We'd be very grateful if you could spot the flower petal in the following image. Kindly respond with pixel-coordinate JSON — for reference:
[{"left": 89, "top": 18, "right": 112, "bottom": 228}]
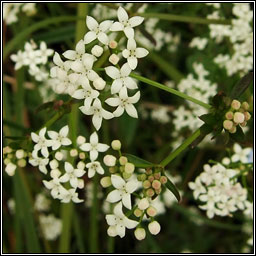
[
  {"left": 96, "top": 143, "right": 109, "bottom": 152},
  {"left": 53, "top": 52, "right": 63, "bottom": 66},
  {"left": 92, "top": 114, "right": 102, "bottom": 131},
  {"left": 61, "top": 138, "right": 72, "bottom": 146},
  {"left": 63, "top": 50, "right": 76, "bottom": 60},
  {"left": 125, "top": 104, "right": 138, "bottom": 118},
  {"left": 84, "top": 31, "right": 97, "bottom": 44},
  {"left": 88, "top": 168, "right": 96, "bottom": 178},
  {"left": 113, "top": 202, "right": 124, "bottom": 218},
  {"left": 125, "top": 180, "right": 138, "bottom": 193},
  {"left": 110, "top": 21, "right": 124, "bottom": 31},
  {"left": 117, "top": 6, "right": 129, "bottom": 22},
  {"left": 122, "top": 193, "right": 131, "bottom": 209},
  {"left": 128, "top": 56, "right": 138, "bottom": 70},
  {"left": 31, "top": 132, "right": 39, "bottom": 143},
  {"left": 127, "top": 38, "right": 136, "bottom": 50},
  {"left": 59, "top": 125, "right": 69, "bottom": 137},
  {"left": 123, "top": 77, "right": 138, "bottom": 90},
  {"left": 106, "top": 215, "right": 117, "bottom": 225},
  {"left": 74, "top": 169, "right": 86, "bottom": 177},
  {"left": 106, "top": 189, "right": 122, "bottom": 203},
  {"left": 111, "top": 79, "right": 123, "bottom": 94},
  {"left": 70, "top": 177, "right": 78, "bottom": 188},
  {"left": 105, "top": 97, "right": 120, "bottom": 107},
  {"left": 75, "top": 39, "right": 85, "bottom": 55},
  {"left": 111, "top": 175, "right": 125, "bottom": 189},
  {"left": 80, "top": 143, "right": 91, "bottom": 152},
  {"left": 71, "top": 60, "right": 84, "bottom": 73},
  {"left": 129, "top": 16, "right": 144, "bottom": 27},
  {"left": 72, "top": 89, "right": 85, "bottom": 99},
  {"left": 124, "top": 26, "right": 134, "bottom": 38},
  {"left": 102, "top": 109, "right": 114, "bottom": 120},
  {"left": 129, "top": 91, "right": 140, "bottom": 104},
  {"left": 86, "top": 16, "right": 98, "bottom": 31},
  {"left": 90, "top": 149, "right": 98, "bottom": 161},
  {"left": 116, "top": 224, "right": 126, "bottom": 238},
  {"left": 135, "top": 47, "right": 149, "bottom": 58},
  {"left": 122, "top": 49, "right": 130, "bottom": 59},
  {"left": 120, "top": 63, "right": 131, "bottom": 77},
  {"left": 59, "top": 173, "right": 70, "bottom": 183},
  {"left": 99, "top": 20, "right": 113, "bottom": 32},
  {"left": 65, "top": 162, "right": 74, "bottom": 173},
  {"left": 98, "top": 32, "right": 109, "bottom": 45},
  {"left": 113, "top": 106, "right": 124, "bottom": 117},
  {"left": 105, "top": 66, "right": 120, "bottom": 79},
  {"left": 39, "top": 127, "right": 47, "bottom": 137},
  {"left": 90, "top": 132, "right": 98, "bottom": 145},
  {"left": 123, "top": 217, "right": 138, "bottom": 229}
]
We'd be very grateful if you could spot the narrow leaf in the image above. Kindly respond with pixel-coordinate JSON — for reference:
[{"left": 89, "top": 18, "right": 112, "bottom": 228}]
[
  {"left": 124, "top": 153, "right": 155, "bottom": 168},
  {"left": 164, "top": 175, "right": 181, "bottom": 202},
  {"left": 231, "top": 72, "right": 253, "bottom": 99}
]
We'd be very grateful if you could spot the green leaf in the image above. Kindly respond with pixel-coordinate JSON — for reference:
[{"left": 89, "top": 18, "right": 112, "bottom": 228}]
[
  {"left": 191, "top": 124, "right": 213, "bottom": 148},
  {"left": 231, "top": 72, "right": 253, "bottom": 99},
  {"left": 198, "top": 113, "right": 216, "bottom": 126},
  {"left": 35, "top": 101, "right": 55, "bottom": 114},
  {"left": 164, "top": 175, "right": 181, "bottom": 202},
  {"left": 124, "top": 153, "right": 155, "bottom": 168},
  {"left": 229, "top": 125, "right": 245, "bottom": 143}
]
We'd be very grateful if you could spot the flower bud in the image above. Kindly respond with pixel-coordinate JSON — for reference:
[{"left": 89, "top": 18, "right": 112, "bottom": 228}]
[
  {"left": 225, "top": 111, "right": 234, "bottom": 120},
  {"left": 244, "top": 111, "right": 251, "bottom": 121},
  {"left": 70, "top": 149, "right": 78, "bottom": 157},
  {"left": 148, "top": 221, "right": 161, "bottom": 235},
  {"left": 146, "top": 188, "right": 155, "bottom": 197},
  {"left": 91, "top": 45, "right": 103, "bottom": 57},
  {"left": 154, "top": 172, "right": 161, "bottom": 180},
  {"left": 109, "top": 40, "right": 118, "bottom": 49},
  {"left": 109, "top": 166, "right": 118, "bottom": 173},
  {"left": 93, "top": 77, "right": 106, "bottom": 90},
  {"left": 119, "top": 156, "right": 128, "bottom": 165},
  {"left": 155, "top": 187, "right": 162, "bottom": 194},
  {"left": 223, "top": 120, "right": 233, "bottom": 130},
  {"left": 111, "top": 140, "right": 121, "bottom": 150},
  {"left": 148, "top": 175, "right": 154, "bottom": 182},
  {"left": 146, "top": 168, "right": 152, "bottom": 175},
  {"left": 138, "top": 198, "right": 149, "bottom": 210},
  {"left": 17, "top": 159, "right": 26, "bottom": 167},
  {"left": 160, "top": 176, "right": 167, "bottom": 184},
  {"left": 5, "top": 162, "right": 17, "bottom": 176},
  {"left": 146, "top": 206, "right": 157, "bottom": 217},
  {"left": 222, "top": 157, "right": 230, "bottom": 165},
  {"left": 124, "top": 162, "right": 135, "bottom": 174},
  {"left": 15, "top": 149, "right": 25, "bottom": 159},
  {"left": 4, "top": 158, "right": 11, "bottom": 165},
  {"left": 143, "top": 180, "right": 151, "bottom": 189},
  {"left": 77, "top": 179, "right": 84, "bottom": 189},
  {"left": 55, "top": 151, "right": 63, "bottom": 161},
  {"left": 76, "top": 135, "right": 86, "bottom": 145},
  {"left": 100, "top": 176, "right": 112, "bottom": 188},
  {"left": 233, "top": 112, "right": 245, "bottom": 124},
  {"left": 103, "top": 155, "right": 117, "bottom": 167},
  {"left": 240, "top": 121, "right": 247, "bottom": 127},
  {"left": 77, "top": 161, "right": 85, "bottom": 170},
  {"left": 134, "top": 228, "right": 146, "bottom": 240},
  {"left": 50, "top": 159, "right": 59, "bottom": 170},
  {"left": 3, "top": 146, "right": 12, "bottom": 154},
  {"left": 139, "top": 173, "right": 147, "bottom": 181},
  {"left": 122, "top": 172, "right": 132, "bottom": 180},
  {"left": 134, "top": 208, "right": 143, "bottom": 217},
  {"left": 79, "top": 152, "right": 86, "bottom": 159},
  {"left": 109, "top": 54, "right": 119, "bottom": 65},
  {"left": 241, "top": 101, "right": 249, "bottom": 110},
  {"left": 50, "top": 169, "right": 61, "bottom": 179},
  {"left": 7, "top": 154, "right": 13, "bottom": 159},
  {"left": 231, "top": 99, "right": 241, "bottom": 110},
  {"left": 152, "top": 180, "right": 161, "bottom": 190},
  {"left": 229, "top": 126, "right": 237, "bottom": 134}
]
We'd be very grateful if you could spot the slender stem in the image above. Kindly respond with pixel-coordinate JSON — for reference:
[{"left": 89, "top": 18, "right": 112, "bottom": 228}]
[
  {"left": 160, "top": 129, "right": 201, "bottom": 167},
  {"left": 130, "top": 73, "right": 212, "bottom": 110},
  {"left": 138, "top": 13, "right": 232, "bottom": 25}
]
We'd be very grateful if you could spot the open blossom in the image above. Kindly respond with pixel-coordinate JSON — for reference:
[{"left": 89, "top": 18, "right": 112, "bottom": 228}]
[
  {"left": 84, "top": 16, "right": 113, "bottom": 45},
  {"left": 29, "top": 151, "right": 49, "bottom": 174},
  {"left": 110, "top": 6, "right": 144, "bottom": 38},
  {"left": 106, "top": 202, "right": 138, "bottom": 238},
  {"left": 47, "top": 125, "right": 72, "bottom": 150},
  {"left": 43, "top": 177, "right": 63, "bottom": 199},
  {"left": 86, "top": 161, "right": 104, "bottom": 178},
  {"left": 10, "top": 50, "right": 26, "bottom": 70},
  {"left": 63, "top": 39, "right": 85, "bottom": 61},
  {"left": 105, "top": 63, "right": 138, "bottom": 94},
  {"left": 51, "top": 52, "right": 72, "bottom": 76},
  {"left": 105, "top": 87, "right": 140, "bottom": 118},
  {"left": 122, "top": 38, "right": 148, "bottom": 70},
  {"left": 80, "top": 98, "right": 114, "bottom": 130},
  {"left": 106, "top": 175, "right": 138, "bottom": 209},
  {"left": 231, "top": 143, "right": 251, "bottom": 163},
  {"left": 58, "top": 187, "right": 84, "bottom": 203},
  {"left": 80, "top": 132, "right": 109, "bottom": 161},
  {"left": 36, "top": 41, "right": 54, "bottom": 64}
]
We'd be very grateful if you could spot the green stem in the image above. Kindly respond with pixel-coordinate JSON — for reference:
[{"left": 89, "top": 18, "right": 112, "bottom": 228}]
[
  {"left": 3, "top": 16, "right": 85, "bottom": 61},
  {"left": 160, "top": 129, "right": 201, "bottom": 167},
  {"left": 138, "top": 13, "right": 232, "bottom": 25},
  {"left": 130, "top": 73, "right": 212, "bottom": 110}
]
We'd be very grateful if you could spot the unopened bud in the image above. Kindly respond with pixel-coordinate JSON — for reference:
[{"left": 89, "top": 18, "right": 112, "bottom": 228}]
[
  {"left": 70, "top": 149, "right": 78, "bottom": 157},
  {"left": 109, "top": 40, "right": 118, "bottom": 49},
  {"left": 140, "top": 174, "right": 147, "bottom": 181},
  {"left": 152, "top": 180, "right": 161, "bottom": 190},
  {"left": 50, "top": 159, "right": 59, "bottom": 170},
  {"left": 160, "top": 176, "right": 167, "bottom": 184},
  {"left": 148, "top": 221, "right": 161, "bottom": 235},
  {"left": 154, "top": 172, "right": 161, "bottom": 180},
  {"left": 93, "top": 77, "right": 106, "bottom": 90},
  {"left": 5, "top": 162, "right": 17, "bottom": 176},
  {"left": 119, "top": 156, "right": 128, "bottom": 165},
  {"left": 223, "top": 120, "right": 233, "bottom": 130},
  {"left": 146, "top": 188, "right": 155, "bottom": 197},
  {"left": 50, "top": 169, "right": 61, "bottom": 179},
  {"left": 122, "top": 172, "right": 132, "bottom": 180},
  {"left": 231, "top": 99, "right": 241, "bottom": 110},
  {"left": 3, "top": 146, "right": 12, "bottom": 154},
  {"left": 229, "top": 126, "right": 237, "bottom": 134},
  {"left": 16, "top": 149, "right": 25, "bottom": 159},
  {"left": 134, "top": 208, "right": 143, "bottom": 217},
  {"left": 17, "top": 159, "right": 26, "bottom": 167},
  {"left": 241, "top": 101, "right": 249, "bottom": 110},
  {"left": 100, "top": 176, "right": 112, "bottom": 188},
  {"left": 4, "top": 158, "right": 11, "bottom": 165},
  {"left": 124, "top": 162, "right": 135, "bottom": 174},
  {"left": 79, "top": 152, "right": 86, "bottom": 159},
  {"left": 138, "top": 198, "right": 149, "bottom": 210},
  {"left": 233, "top": 112, "right": 245, "bottom": 124},
  {"left": 134, "top": 228, "right": 146, "bottom": 240},
  {"left": 76, "top": 135, "right": 86, "bottom": 145},
  {"left": 244, "top": 111, "right": 251, "bottom": 121},
  {"left": 111, "top": 140, "right": 121, "bottom": 150},
  {"left": 240, "top": 121, "right": 247, "bottom": 127},
  {"left": 222, "top": 157, "right": 230, "bottom": 165},
  {"left": 146, "top": 168, "right": 152, "bottom": 175},
  {"left": 91, "top": 45, "right": 103, "bottom": 57},
  {"left": 148, "top": 175, "right": 154, "bottom": 182},
  {"left": 109, "top": 166, "right": 118, "bottom": 173},
  {"left": 55, "top": 151, "right": 64, "bottom": 161},
  {"left": 103, "top": 155, "right": 117, "bottom": 167},
  {"left": 155, "top": 187, "right": 162, "bottom": 194},
  {"left": 225, "top": 111, "right": 234, "bottom": 120},
  {"left": 143, "top": 180, "right": 151, "bottom": 189},
  {"left": 7, "top": 154, "right": 13, "bottom": 159},
  {"left": 109, "top": 54, "right": 119, "bottom": 65},
  {"left": 146, "top": 206, "right": 157, "bottom": 217}
]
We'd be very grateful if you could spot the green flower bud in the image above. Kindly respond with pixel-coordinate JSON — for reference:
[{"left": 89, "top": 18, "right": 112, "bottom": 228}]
[
  {"left": 143, "top": 180, "right": 151, "bottom": 189},
  {"left": 119, "top": 156, "right": 128, "bottom": 165},
  {"left": 124, "top": 162, "right": 135, "bottom": 174},
  {"left": 152, "top": 180, "right": 161, "bottom": 190}
]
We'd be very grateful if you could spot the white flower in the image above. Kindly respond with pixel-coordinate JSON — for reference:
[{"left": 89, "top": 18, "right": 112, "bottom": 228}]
[
  {"left": 105, "top": 87, "right": 140, "bottom": 118},
  {"left": 51, "top": 52, "right": 72, "bottom": 76},
  {"left": 59, "top": 162, "right": 86, "bottom": 188},
  {"left": 71, "top": 76, "right": 99, "bottom": 110},
  {"left": 86, "top": 161, "right": 104, "bottom": 178},
  {"left": 43, "top": 177, "right": 63, "bottom": 199},
  {"left": 80, "top": 132, "right": 109, "bottom": 161},
  {"left": 105, "top": 63, "right": 138, "bottom": 94},
  {"left": 106, "top": 174, "right": 138, "bottom": 209},
  {"left": 34, "top": 193, "right": 51, "bottom": 212},
  {"left": 91, "top": 45, "right": 104, "bottom": 57},
  {"left": 47, "top": 125, "right": 72, "bottom": 150},
  {"left": 36, "top": 41, "right": 54, "bottom": 64},
  {"left": 110, "top": 6, "right": 144, "bottom": 38},
  {"left": 10, "top": 50, "right": 25, "bottom": 70},
  {"left": 5, "top": 162, "right": 17, "bottom": 176},
  {"left": 58, "top": 187, "right": 83, "bottom": 203},
  {"left": 106, "top": 202, "right": 138, "bottom": 238},
  {"left": 84, "top": 16, "right": 113, "bottom": 45},
  {"left": 122, "top": 38, "right": 148, "bottom": 70},
  {"left": 31, "top": 127, "right": 53, "bottom": 158},
  {"left": 29, "top": 151, "right": 49, "bottom": 174},
  {"left": 80, "top": 98, "right": 114, "bottom": 131},
  {"left": 188, "top": 177, "right": 206, "bottom": 199},
  {"left": 63, "top": 39, "right": 85, "bottom": 61},
  {"left": 231, "top": 143, "right": 251, "bottom": 163}
]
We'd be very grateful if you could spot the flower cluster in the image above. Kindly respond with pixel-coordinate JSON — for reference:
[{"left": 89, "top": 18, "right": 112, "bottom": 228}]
[
  {"left": 50, "top": 6, "right": 148, "bottom": 131},
  {"left": 223, "top": 99, "right": 251, "bottom": 133},
  {"left": 3, "top": 3, "right": 37, "bottom": 25}
]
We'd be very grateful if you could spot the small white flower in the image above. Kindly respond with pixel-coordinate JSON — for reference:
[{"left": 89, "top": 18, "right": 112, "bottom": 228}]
[
  {"left": 105, "top": 87, "right": 140, "bottom": 118},
  {"left": 47, "top": 125, "right": 72, "bottom": 151},
  {"left": 106, "top": 202, "right": 138, "bottom": 238},
  {"left": 72, "top": 76, "right": 99, "bottom": 110},
  {"left": 58, "top": 187, "right": 83, "bottom": 203},
  {"left": 43, "top": 177, "right": 63, "bottom": 199},
  {"left": 63, "top": 39, "right": 85, "bottom": 61},
  {"left": 59, "top": 162, "right": 86, "bottom": 188},
  {"left": 31, "top": 127, "right": 53, "bottom": 158},
  {"left": 106, "top": 174, "right": 138, "bottom": 209},
  {"left": 29, "top": 151, "right": 49, "bottom": 174},
  {"left": 105, "top": 63, "right": 138, "bottom": 94},
  {"left": 5, "top": 162, "right": 17, "bottom": 176},
  {"left": 51, "top": 52, "right": 72, "bottom": 77},
  {"left": 84, "top": 16, "right": 113, "bottom": 45},
  {"left": 122, "top": 38, "right": 148, "bottom": 70},
  {"left": 188, "top": 177, "right": 206, "bottom": 199},
  {"left": 36, "top": 41, "right": 54, "bottom": 64},
  {"left": 10, "top": 50, "right": 26, "bottom": 70},
  {"left": 231, "top": 143, "right": 251, "bottom": 163},
  {"left": 110, "top": 6, "right": 144, "bottom": 38},
  {"left": 80, "top": 98, "right": 114, "bottom": 131},
  {"left": 86, "top": 161, "right": 104, "bottom": 178},
  {"left": 80, "top": 132, "right": 109, "bottom": 161}
]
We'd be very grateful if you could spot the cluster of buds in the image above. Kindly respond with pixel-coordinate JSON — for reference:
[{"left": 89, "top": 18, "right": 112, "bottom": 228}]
[
  {"left": 223, "top": 100, "right": 251, "bottom": 133},
  {"left": 134, "top": 220, "right": 161, "bottom": 240},
  {"left": 138, "top": 168, "right": 167, "bottom": 199},
  {"left": 3, "top": 146, "right": 28, "bottom": 176}
]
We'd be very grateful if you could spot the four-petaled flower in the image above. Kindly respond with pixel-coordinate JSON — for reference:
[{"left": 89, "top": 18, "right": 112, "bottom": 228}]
[
  {"left": 106, "top": 175, "right": 138, "bottom": 209},
  {"left": 105, "top": 87, "right": 140, "bottom": 118},
  {"left": 80, "top": 132, "right": 109, "bottom": 161},
  {"left": 122, "top": 38, "right": 148, "bottom": 70},
  {"left": 29, "top": 151, "right": 49, "bottom": 174},
  {"left": 110, "top": 6, "right": 144, "bottom": 38},
  {"left": 63, "top": 39, "right": 85, "bottom": 61},
  {"left": 84, "top": 16, "right": 113, "bottom": 45},
  {"left": 105, "top": 63, "right": 137, "bottom": 94},
  {"left": 58, "top": 187, "right": 84, "bottom": 203},
  {"left": 106, "top": 202, "right": 138, "bottom": 238},
  {"left": 86, "top": 161, "right": 104, "bottom": 178},
  {"left": 36, "top": 41, "right": 54, "bottom": 64}
]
